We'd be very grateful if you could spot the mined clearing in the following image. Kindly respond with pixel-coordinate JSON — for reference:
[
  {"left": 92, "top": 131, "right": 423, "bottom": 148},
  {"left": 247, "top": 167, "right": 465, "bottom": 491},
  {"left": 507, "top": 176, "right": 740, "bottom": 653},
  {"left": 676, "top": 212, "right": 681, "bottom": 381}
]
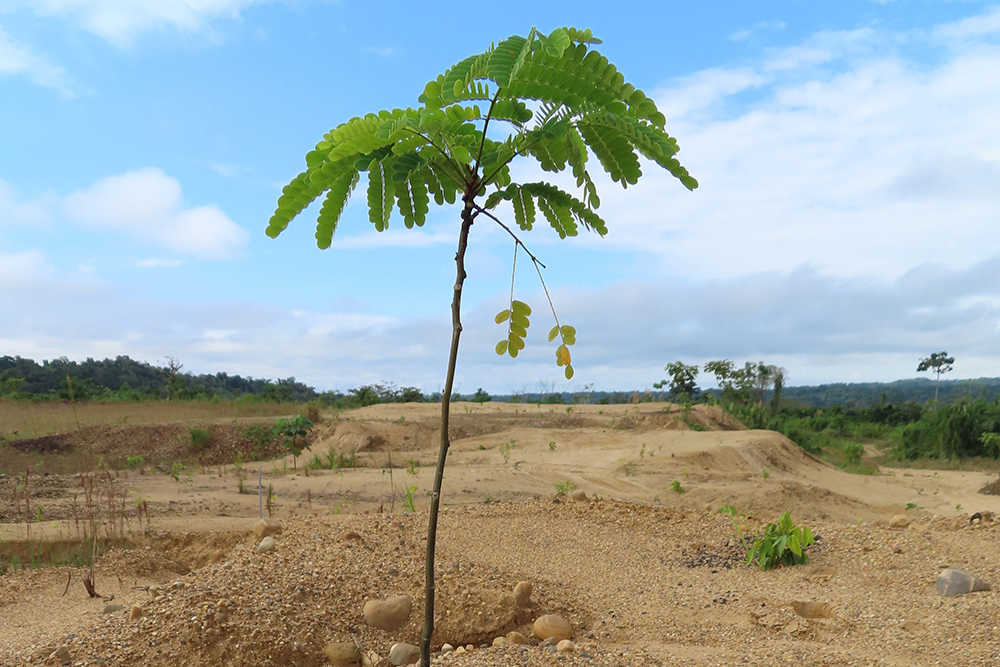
[{"left": 2, "top": 401, "right": 999, "bottom": 666}]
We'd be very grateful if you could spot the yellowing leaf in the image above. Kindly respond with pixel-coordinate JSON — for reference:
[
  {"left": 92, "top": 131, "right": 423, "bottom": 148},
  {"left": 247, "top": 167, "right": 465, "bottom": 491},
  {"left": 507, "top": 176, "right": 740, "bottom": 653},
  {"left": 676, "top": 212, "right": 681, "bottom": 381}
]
[{"left": 495, "top": 310, "right": 510, "bottom": 324}]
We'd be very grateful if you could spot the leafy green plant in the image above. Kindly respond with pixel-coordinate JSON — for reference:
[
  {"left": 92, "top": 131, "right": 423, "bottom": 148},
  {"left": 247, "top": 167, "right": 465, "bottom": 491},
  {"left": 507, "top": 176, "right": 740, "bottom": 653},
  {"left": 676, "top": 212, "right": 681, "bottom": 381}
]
[
  {"left": 499, "top": 439, "right": 517, "bottom": 464},
  {"left": 548, "top": 441, "right": 556, "bottom": 451},
  {"left": 188, "top": 427, "right": 212, "bottom": 453},
  {"left": 905, "top": 502, "right": 917, "bottom": 510},
  {"left": 746, "top": 512, "right": 814, "bottom": 570},
  {"left": 402, "top": 485, "right": 418, "bottom": 514},
  {"left": 407, "top": 458, "right": 420, "bottom": 475},
  {"left": 717, "top": 504, "right": 747, "bottom": 540},
  {"left": 274, "top": 414, "right": 314, "bottom": 471},
  {"left": 126, "top": 455, "right": 145, "bottom": 470},
  {"left": 555, "top": 479, "right": 577, "bottom": 495},
  {"left": 265, "top": 26, "right": 696, "bottom": 664},
  {"left": 761, "top": 468, "right": 769, "bottom": 479},
  {"left": 170, "top": 462, "right": 183, "bottom": 482},
  {"left": 670, "top": 480, "right": 684, "bottom": 493},
  {"left": 266, "top": 484, "right": 275, "bottom": 518}
]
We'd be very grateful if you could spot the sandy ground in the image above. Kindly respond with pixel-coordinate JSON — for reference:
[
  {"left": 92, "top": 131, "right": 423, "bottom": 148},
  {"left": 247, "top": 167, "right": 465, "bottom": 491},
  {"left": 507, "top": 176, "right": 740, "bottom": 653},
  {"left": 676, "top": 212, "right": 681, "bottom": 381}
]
[{"left": 2, "top": 402, "right": 999, "bottom": 666}]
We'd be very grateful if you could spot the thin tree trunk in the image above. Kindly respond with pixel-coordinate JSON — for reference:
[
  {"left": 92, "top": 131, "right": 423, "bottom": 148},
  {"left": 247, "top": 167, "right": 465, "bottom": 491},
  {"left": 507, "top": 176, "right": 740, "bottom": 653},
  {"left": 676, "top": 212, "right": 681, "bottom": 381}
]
[{"left": 421, "top": 196, "right": 475, "bottom": 667}]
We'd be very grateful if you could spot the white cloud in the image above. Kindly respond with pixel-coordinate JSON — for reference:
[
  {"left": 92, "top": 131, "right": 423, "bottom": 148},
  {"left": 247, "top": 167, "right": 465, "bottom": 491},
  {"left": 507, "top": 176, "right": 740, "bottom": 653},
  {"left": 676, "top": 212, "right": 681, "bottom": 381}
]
[
  {"left": 0, "top": 249, "right": 51, "bottom": 287},
  {"left": 0, "top": 28, "right": 75, "bottom": 96},
  {"left": 133, "top": 258, "right": 184, "bottom": 268},
  {"left": 579, "top": 18, "right": 1000, "bottom": 282},
  {"left": 335, "top": 230, "right": 456, "bottom": 250},
  {"left": 20, "top": 0, "right": 266, "bottom": 47},
  {"left": 0, "top": 179, "right": 54, "bottom": 226},
  {"left": 64, "top": 168, "right": 248, "bottom": 259}
]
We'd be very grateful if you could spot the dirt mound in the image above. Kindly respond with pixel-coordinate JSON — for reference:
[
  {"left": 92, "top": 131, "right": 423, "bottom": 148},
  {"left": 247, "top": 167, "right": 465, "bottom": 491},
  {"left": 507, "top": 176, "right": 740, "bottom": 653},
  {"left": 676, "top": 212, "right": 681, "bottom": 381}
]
[
  {"left": 980, "top": 475, "right": 1000, "bottom": 495},
  {"left": 7, "top": 422, "right": 287, "bottom": 467},
  {"left": 318, "top": 419, "right": 437, "bottom": 453}
]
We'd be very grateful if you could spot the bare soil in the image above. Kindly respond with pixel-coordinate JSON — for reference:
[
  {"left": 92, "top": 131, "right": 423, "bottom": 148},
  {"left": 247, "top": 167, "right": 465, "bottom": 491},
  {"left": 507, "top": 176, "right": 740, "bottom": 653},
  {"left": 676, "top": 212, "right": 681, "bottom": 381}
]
[{"left": 2, "top": 401, "right": 1000, "bottom": 666}]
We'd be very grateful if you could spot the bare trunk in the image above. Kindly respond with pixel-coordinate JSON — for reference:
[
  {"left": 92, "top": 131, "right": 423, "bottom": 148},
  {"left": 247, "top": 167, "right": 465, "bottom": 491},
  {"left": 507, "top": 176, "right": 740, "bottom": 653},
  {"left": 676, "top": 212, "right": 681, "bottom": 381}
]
[{"left": 421, "top": 195, "right": 475, "bottom": 667}]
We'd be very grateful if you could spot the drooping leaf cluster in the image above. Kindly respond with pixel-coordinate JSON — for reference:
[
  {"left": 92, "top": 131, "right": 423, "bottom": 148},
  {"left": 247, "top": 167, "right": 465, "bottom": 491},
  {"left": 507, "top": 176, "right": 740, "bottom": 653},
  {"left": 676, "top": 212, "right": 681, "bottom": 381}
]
[{"left": 267, "top": 26, "right": 696, "bottom": 377}]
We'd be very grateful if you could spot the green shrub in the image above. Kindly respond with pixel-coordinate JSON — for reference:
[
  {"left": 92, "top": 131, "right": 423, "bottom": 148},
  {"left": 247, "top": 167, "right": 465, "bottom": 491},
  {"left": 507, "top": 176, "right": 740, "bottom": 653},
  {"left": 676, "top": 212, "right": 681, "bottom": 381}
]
[
  {"left": 842, "top": 442, "right": 864, "bottom": 465},
  {"left": 747, "top": 512, "right": 814, "bottom": 570},
  {"left": 126, "top": 455, "right": 145, "bottom": 470},
  {"left": 189, "top": 427, "right": 212, "bottom": 453},
  {"left": 670, "top": 480, "right": 684, "bottom": 493},
  {"left": 554, "top": 480, "right": 577, "bottom": 495}
]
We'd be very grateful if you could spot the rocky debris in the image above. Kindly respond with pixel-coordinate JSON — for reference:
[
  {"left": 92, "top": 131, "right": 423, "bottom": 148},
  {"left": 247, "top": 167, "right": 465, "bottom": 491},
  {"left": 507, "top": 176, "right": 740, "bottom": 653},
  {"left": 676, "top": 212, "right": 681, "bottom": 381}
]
[
  {"left": 255, "top": 536, "right": 277, "bottom": 554},
  {"left": 557, "top": 639, "right": 576, "bottom": 653},
  {"left": 388, "top": 642, "right": 420, "bottom": 666},
  {"left": 505, "top": 631, "right": 528, "bottom": 645},
  {"left": 889, "top": 515, "right": 910, "bottom": 530},
  {"left": 252, "top": 518, "right": 282, "bottom": 539},
  {"left": 440, "top": 643, "right": 454, "bottom": 653},
  {"left": 48, "top": 645, "right": 70, "bottom": 663},
  {"left": 129, "top": 604, "right": 143, "bottom": 621},
  {"left": 936, "top": 568, "right": 992, "bottom": 597},
  {"left": 514, "top": 581, "right": 532, "bottom": 607},
  {"left": 101, "top": 604, "right": 124, "bottom": 614},
  {"left": 534, "top": 614, "right": 572, "bottom": 641},
  {"left": 323, "top": 641, "right": 360, "bottom": 667},
  {"left": 363, "top": 595, "right": 412, "bottom": 631}
]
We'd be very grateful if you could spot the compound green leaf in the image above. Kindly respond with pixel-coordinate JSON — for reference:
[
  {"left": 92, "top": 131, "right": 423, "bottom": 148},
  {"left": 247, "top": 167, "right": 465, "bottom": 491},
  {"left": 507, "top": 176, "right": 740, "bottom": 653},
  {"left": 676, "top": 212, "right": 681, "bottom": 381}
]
[
  {"left": 511, "top": 300, "right": 532, "bottom": 317},
  {"left": 488, "top": 33, "right": 532, "bottom": 89},
  {"left": 367, "top": 159, "right": 395, "bottom": 232},
  {"left": 315, "top": 170, "right": 359, "bottom": 249}
]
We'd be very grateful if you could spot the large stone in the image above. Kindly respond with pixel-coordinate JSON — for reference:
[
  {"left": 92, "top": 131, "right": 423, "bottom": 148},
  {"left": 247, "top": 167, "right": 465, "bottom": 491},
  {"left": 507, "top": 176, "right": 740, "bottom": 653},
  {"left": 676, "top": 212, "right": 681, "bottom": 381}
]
[
  {"left": 514, "top": 581, "right": 533, "bottom": 607},
  {"left": 253, "top": 518, "right": 283, "bottom": 539},
  {"left": 533, "top": 614, "right": 572, "bottom": 641},
  {"left": 256, "top": 536, "right": 277, "bottom": 554},
  {"left": 936, "top": 568, "right": 991, "bottom": 597},
  {"left": 388, "top": 642, "right": 420, "bottom": 666},
  {"left": 323, "top": 642, "right": 360, "bottom": 667},
  {"left": 363, "top": 595, "right": 412, "bottom": 631},
  {"left": 889, "top": 515, "right": 910, "bottom": 530}
]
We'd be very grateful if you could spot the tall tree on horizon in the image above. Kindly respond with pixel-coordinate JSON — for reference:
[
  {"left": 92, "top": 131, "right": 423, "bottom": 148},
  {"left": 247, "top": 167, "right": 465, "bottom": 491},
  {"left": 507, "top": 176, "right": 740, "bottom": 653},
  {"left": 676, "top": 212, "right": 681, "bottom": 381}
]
[{"left": 918, "top": 351, "right": 955, "bottom": 402}]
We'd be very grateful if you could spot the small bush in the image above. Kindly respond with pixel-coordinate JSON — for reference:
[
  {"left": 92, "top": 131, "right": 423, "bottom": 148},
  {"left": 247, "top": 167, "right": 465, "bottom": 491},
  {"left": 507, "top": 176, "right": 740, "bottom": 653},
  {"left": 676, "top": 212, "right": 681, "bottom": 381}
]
[
  {"left": 670, "top": 480, "right": 684, "bottom": 493},
  {"left": 747, "top": 512, "right": 814, "bottom": 570},
  {"left": 555, "top": 479, "right": 577, "bottom": 495},
  {"left": 189, "top": 427, "right": 212, "bottom": 453},
  {"left": 126, "top": 455, "right": 145, "bottom": 470}
]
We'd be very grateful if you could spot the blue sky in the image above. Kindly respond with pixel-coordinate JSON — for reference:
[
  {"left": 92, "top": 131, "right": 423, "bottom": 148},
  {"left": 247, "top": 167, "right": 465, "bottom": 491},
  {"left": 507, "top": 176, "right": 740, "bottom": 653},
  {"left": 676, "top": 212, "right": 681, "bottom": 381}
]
[{"left": 2, "top": 1, "right": 1000, "bottom": 394}]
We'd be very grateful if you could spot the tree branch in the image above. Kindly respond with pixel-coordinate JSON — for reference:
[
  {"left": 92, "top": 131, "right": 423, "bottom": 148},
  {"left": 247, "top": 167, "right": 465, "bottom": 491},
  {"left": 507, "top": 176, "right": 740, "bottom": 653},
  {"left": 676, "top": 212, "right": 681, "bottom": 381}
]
[{"left": 470, "top": 204, "right": 546, "bottom": 269}]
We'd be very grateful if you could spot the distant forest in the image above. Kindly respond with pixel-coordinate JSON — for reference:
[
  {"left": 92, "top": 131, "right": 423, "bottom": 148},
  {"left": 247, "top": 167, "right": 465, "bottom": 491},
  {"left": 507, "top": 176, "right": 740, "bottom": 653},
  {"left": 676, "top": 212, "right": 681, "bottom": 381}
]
[{"left": 3, "top": 354, "right": 1000, "bottom": 408}]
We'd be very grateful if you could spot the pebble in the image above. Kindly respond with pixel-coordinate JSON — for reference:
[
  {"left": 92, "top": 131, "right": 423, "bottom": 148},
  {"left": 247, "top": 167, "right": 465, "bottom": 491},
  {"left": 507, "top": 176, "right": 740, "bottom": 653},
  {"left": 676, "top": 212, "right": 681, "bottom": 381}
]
[
  {"left": 340, "top": 530, "right": 364, "bottom": 542},
  {"left": 440, "top": 644, "right": 454, "bottom": 653},
  {"left": 506, "top": 631, "right": 528, "bottom": 645},
  {"left": 454, "top": 646, "right": 466, "bottom": 655},
  {"left": 571, "top": 490, "right": 587, "bottom": 502},
  {"left": 255, "top": 536, "right": 277, "bottom": 554},
  {"left": 363, "top": 595, "right": 412, "bottom": 631},
  {"left": 889, "top": 515, "right": 910, "bottom": 529},
  {"left": 514, "top": 580, "right": 532, "bottom": 607},
  {"left": 129, "top": 605, "right": 143, "bottom": 621},
  {"left": 389, "top": 642, "right": 420, "bottom": 666},
  {"left": 492, "top": 637, "right": 507, "bottom": 647},
  {"left": 936, "top": 568, "right": 991, "bottom": 597},
  {"left": 533, "top": 614, "right": 572, "bottom": 641},
  {"left": 252, "top": 518, "right": 283, "bottom": 539},
  {"left": 557, "top": 639, "right": 576, "bottom": 653},
  {"left": 323, "top": 641, "right": 360, "bottom": 667}
]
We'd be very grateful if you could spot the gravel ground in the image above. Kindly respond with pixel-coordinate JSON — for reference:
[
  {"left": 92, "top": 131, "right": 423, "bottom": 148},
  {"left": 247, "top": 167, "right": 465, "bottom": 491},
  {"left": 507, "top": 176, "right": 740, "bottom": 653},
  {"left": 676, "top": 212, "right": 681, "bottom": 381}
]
[{"left": 1, "top": 497, "right": 999, "bottom": 666}]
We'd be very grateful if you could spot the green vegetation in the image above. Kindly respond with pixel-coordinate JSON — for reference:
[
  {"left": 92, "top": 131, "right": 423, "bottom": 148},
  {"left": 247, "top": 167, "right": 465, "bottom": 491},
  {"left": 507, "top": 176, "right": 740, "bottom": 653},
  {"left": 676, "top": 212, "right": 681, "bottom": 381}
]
[
  {"left": 746, "top": 512, "right": 814, "bottom": 570},
  {"left": 188, "top": 426, "right": 212, "bottom": 453},
  {"left": 555, "top": 479, "right": 578, "bottom": 495},
  {"left": 273, "top": 414, "right": 313, "bottom": 470},
  {"left": 670, "top": 480, "right": 684, "bottom": 493}
]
